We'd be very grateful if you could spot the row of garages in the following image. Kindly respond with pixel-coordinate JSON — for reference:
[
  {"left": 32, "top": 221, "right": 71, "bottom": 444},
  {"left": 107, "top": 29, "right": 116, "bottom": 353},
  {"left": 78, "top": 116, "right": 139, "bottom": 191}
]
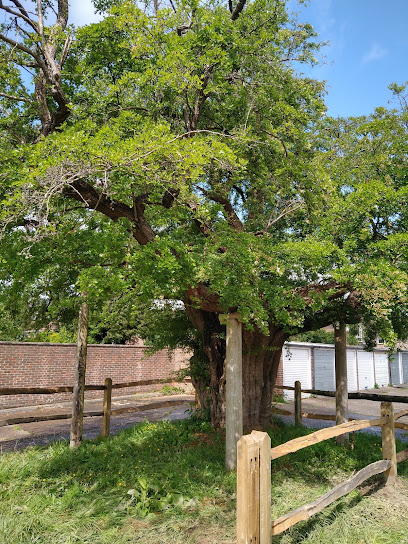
[{"left": 281, "top": 342, "right": 408, "bottom": 400}]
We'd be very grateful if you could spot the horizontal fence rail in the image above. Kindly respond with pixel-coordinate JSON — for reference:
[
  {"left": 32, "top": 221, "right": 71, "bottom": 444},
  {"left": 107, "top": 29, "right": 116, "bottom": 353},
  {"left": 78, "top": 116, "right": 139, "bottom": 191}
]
[
  {"left": 270, "top": 418, "right": 384, "bottom": 460},
  {"left": 238, "top": 393, "right": 408, "bottom": 543},
  {"left": 271, "top": 459, "right": 392, "bottom": 536},
  {"left": 0, "top": 377, "right": 190, "bottom": 396},
  {"left": 397, "top": 449, "right": 408, "bottom": 463},
  {"left": 280, "top": 385, "right": 408, "bottom": 404},
  {"left": 0, "top": 378, "right": 193, "bottom": 438},
  {"left": 272, "top": 407, "right": 408, "bottom": 432},
  {"left": 0, "top": 385, "right": 104, "bottom": 395},
  {"left": 0, "top": 400, "right": 188, "bottom": 428},
  {"left": 274, "top": 382, "right": 408, "bottom": 436}
]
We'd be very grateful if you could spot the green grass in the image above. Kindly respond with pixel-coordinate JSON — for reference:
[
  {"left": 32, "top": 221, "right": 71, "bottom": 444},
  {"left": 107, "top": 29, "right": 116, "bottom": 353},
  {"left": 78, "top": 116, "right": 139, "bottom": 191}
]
[
  {"left": 158, "top": 385, "right": 185, "bottom": 395},
  {"left": 1, "top": 418, "right": 408, "bottom": 543}
]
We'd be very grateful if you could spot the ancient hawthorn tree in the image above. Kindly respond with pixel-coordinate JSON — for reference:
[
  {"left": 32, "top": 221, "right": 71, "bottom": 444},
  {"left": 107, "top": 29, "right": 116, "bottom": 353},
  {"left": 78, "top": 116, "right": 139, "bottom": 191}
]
[{"left": 1, "top": 0, "right": 407, "bottom": 429}]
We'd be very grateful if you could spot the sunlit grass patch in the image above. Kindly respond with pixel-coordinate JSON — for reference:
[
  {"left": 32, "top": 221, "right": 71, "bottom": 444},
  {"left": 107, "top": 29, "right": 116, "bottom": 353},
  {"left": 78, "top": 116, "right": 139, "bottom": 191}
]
[{"left": 0, "top": 417, "right": 408, "bottom": 543}]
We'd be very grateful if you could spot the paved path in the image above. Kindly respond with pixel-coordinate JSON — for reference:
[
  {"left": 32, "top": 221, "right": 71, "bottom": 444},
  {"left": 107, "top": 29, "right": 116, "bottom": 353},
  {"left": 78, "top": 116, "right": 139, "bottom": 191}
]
[
  {"left": 3, "top": 385, "right": 408, "bottom": 453},
  {"left": 0, "top": 393, "right": 194, "bottom": 453}
]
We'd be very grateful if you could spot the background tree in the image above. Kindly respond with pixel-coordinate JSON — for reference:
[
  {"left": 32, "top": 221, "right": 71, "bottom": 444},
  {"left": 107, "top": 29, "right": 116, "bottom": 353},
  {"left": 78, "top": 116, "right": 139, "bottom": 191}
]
[
  {"left": 315, "top": 97, "right": 408, "bottom": 347},
  {"left": 1, "top": 0, "right": 407, "bottom": 430}
]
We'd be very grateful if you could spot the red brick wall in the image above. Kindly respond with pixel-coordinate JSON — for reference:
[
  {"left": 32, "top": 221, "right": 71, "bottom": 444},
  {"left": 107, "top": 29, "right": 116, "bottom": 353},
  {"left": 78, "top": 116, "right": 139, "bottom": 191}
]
[{"left": 0, "top": 342, "right": 190, "bottom": 409}]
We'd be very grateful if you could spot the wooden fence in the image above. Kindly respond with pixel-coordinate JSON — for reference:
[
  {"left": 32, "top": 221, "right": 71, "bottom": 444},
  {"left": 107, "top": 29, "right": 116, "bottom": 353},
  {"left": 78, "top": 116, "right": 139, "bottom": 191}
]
[
  {"left": 273, "top": 381, "right": 408, "bottom": 432},
  {"left": 0, "top": 377, "right": 192, "bottom": 438},
  {"left": 237, "top": 393, "right": 408, "bottom": 542}
]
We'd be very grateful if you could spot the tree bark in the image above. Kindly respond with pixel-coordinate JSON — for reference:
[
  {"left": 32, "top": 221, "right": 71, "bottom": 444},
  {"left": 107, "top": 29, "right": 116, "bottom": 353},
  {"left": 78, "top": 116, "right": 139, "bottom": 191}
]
[
  {"left": 70, "top": 302, "right": 89, "bottom": 448},
  {"left": 186, "top": 305, "right": 288, "bottom": 430}
]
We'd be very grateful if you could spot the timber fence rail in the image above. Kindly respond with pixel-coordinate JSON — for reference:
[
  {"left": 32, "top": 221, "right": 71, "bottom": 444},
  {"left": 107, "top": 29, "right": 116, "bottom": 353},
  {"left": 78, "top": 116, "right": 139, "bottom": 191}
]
[
  {"left": 0, "top": 377, "right": 192, "bottom": 437},
  {"left": 237, "top": 399, "right": 408, "bottom": 543},
  {"left": 280, "top": 384, "right": 408, "bottom": 404},
  {"left": 273, "top": 382, "right": 408, "bottom": 432}
]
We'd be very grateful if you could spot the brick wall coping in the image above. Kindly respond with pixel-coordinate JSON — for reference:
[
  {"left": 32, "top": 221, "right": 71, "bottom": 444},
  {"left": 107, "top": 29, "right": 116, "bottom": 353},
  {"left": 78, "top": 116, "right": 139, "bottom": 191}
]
[
  {"left": 0, "top": 341, "right": 156, "bottom": 349},
  {"left": 0, "top": 340, "right": 389, "bottom": 353},
  {"left": 0, "top": 340, "right": 388, "bottom": 351}
]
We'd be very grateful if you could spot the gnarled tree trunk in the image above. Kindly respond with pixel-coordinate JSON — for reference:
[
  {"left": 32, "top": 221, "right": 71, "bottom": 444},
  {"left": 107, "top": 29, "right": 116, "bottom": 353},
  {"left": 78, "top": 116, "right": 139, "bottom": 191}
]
[{"left": 186, "top": 306, "right": 288, "bottom": 431}]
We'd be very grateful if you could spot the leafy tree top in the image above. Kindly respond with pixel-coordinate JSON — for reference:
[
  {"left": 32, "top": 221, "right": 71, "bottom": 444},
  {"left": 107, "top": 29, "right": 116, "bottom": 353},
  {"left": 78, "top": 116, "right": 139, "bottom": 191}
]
[{"left": 0, "top": 0, "right": 407, "bottom": 346}]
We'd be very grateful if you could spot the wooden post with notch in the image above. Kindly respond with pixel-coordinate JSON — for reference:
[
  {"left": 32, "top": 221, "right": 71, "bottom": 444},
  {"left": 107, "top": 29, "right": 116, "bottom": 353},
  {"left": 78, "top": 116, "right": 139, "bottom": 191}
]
[
  {"left": 101, "top": 377, "right": 112, "bottom": 438},
  {"left": 70, "top": 302, "right": 89, "bottom": 448},
  {"left": 237, "top": 431, "right": 271, "bottom": 544},
  {"left": 294, "top": 380, "right": 302, "bottom": 426},
  {"left": 381, "top": 401, "right": 397, "bottom": 485}
]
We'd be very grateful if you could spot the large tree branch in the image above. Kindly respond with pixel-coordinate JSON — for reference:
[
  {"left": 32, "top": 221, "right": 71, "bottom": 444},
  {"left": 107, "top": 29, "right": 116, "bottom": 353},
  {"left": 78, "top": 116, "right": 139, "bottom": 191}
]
[
  {"left": 62, "top": 179, "right": 156, "bottom": 245},
  {"left": 0, "top": 1, "right": 39, "bottom": 33},
  {"left": 230, "top": 0, "right": 247, "bottom": 21},
  {"left": 58, "top": 35, "right": 72, "bottom": 68},
  {"left": 36, "top": 0, "right": 44, "bottom": 38},
  {"left": 0, "top": 91, "right": 33, "bottom": 103},
  {"left": 0, "top": 32, "right": 47, "bottom": 71},
  {"left": 5, "top": 126, "right": 26, "bottom": 144},
  {"left": 56, "top": 0, "right": 69, "bottom": 31},
  {"left": 197, "top": 186, "right": 244, "bottom": 231},
  {"left": 295, "top": 281, "right": 356, "bottom": 307},
  {"left": 10, "top": 0, "right": 29, "bottom": 18},
  {"left": 184, "top": 65, "right": 214, "bottom": 131},
  {"left": 0, "top": 0, "right": 72, "bottom": 139}
]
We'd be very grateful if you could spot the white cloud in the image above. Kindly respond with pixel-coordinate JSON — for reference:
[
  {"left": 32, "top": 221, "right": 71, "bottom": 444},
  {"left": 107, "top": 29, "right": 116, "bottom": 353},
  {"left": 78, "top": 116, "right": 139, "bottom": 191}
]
[
  {"left": 362, "top": 43, "right": 388, "bottom": 64},
  {"left": 313, "top": 0, "right": 335, "bottom": 34},
  {"left": 68, "top": 0, "right": 103, "bottom": 26}
]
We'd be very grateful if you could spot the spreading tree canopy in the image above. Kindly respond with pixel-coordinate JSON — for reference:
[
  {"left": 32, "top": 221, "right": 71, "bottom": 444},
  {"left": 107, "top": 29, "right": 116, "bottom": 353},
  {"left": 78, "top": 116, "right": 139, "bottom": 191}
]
[{"left": 1, "top": 0, "right": 407, "bottom": 428}]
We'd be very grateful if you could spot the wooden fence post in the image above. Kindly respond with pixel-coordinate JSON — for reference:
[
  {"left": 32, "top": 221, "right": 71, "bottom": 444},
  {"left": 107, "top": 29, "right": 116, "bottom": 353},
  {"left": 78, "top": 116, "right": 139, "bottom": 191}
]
[
  {"left": 335, "top": 322, "right": 349, "bottom": 446},
  {"left": 237, "top": 431, "right": 271, "bottom": 544},
  {"left": 294, "top": 381, "right": 302, "bottom": 426},
  {"left": 101, "top": 377, "right": 112, "bottom": 438},
  {"left": 225, "top": 314, "right": 243, "bottom": 471},
  {"left": 381, "top": 401, "right": 397, "bottom": 485},
  {"left": 70, "top": 302, "right": 89, "bottom": 448}
]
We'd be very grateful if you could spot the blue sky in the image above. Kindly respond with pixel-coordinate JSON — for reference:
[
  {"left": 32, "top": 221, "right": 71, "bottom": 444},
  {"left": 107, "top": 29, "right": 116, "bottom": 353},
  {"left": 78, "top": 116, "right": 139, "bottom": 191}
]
[
  {"left": 70, "top": 0, "right": 408, "bottom": 118},
  {"left": 289, "top": 0, "right": 408, "bottom": 117}
]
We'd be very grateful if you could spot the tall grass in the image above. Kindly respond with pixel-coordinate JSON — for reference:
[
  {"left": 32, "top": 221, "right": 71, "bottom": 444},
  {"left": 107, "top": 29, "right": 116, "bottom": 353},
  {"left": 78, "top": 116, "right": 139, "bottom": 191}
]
[{"left": 1, "top": 417, "right": 408, "bottom": 543}]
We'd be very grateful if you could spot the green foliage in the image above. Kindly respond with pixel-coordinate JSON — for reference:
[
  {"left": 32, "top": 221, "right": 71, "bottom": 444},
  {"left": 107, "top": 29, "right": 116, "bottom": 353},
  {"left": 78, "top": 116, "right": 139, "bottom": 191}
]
[
  {"left": 0, "top": 302, "right": 25, "bottom": 341},
  {"left": 314, "top": 104, "right": 408, "bottom": 345},
  {"left": 292, "top": 329, "right": 335, "bottom": 344},
  {"left": 292, "top": 329, "right": 360, "bottom": 346},
  {"left": 25, "top": 327, "right": 76, "bottom": 344},
  {"left": 0, "top": 0, "right": 331, "bottom": 335},
  {"left": 159, "top": 385, "right": 184, "bottom": 395},
  {"left": 0, "top": 0, "right": 407, "bottom": 355}
]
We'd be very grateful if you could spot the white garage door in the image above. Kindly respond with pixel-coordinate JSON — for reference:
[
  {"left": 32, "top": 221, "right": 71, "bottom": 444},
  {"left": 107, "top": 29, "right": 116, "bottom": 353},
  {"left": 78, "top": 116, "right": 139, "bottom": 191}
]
[
  {"left": 390, "top": 353, "right": 401, "bottom": 385},
  {"left": 313, "top": 349, "right": 335, "bottom": 391},
  {"left": 346, "top": 349, "right": 358, "bottom": 392},
  {"left": 374, "top": 352, "right": 389, "bottom": 388},
  {"left": 283, "top": 346, "right": 312, "bottom": 400},
  {"left": 357, "top": 351, "right": 375, "bottom": 390}
]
